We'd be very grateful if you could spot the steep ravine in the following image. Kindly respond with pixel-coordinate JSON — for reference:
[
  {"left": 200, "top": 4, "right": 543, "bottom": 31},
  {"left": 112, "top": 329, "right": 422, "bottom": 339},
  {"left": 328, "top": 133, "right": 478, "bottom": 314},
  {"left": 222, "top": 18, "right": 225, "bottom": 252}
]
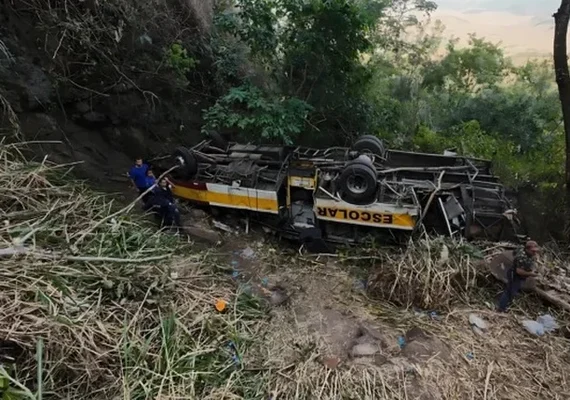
[{"left": 0, "top": 0, "right": 215, "bottom": 190}]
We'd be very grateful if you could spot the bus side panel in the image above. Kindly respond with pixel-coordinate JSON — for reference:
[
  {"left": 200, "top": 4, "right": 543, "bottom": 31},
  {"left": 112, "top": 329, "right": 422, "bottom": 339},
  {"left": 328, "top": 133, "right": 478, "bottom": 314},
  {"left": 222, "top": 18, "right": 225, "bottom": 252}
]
[{"left": 172, "top": 181, "right": 279, "bottom": 214}]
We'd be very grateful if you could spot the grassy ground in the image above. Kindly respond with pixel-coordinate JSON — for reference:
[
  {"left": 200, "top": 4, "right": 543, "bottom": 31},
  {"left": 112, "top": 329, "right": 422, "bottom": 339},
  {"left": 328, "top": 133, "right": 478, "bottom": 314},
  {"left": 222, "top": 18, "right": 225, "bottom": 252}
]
[{"left": 1, "top": 141, "right": 570, "bottom": 399}]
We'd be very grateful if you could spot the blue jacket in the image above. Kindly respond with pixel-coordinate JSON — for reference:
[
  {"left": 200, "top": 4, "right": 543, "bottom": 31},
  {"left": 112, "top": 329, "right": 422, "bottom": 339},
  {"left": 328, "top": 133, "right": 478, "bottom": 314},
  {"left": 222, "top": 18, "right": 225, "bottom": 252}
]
[
  {"left": 144, "top": 176, "right": 156, "bottom": 190},
  {"left": 129, "top": 164, "right": 149, "bottom": 189}
]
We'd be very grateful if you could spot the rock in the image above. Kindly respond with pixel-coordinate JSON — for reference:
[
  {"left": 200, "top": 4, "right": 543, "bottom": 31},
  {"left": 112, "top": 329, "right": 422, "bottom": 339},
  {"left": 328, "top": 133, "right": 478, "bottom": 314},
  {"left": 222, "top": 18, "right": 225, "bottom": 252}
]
[
  {"left": 350, "top": 343, "right": 380, "bottom": 357},
  {"left": 83, "top": 111, "right": 107, "bottom": 124},
  {"left": 75, "top": 102, "right": 91, "bottom": 114},
  {"left": 405, "top": 326, "right": 429, "bottom": 342},
  {"left": 321, "top": 356, "right": 341, "bottom": 369},
  {"left": 401, "top": 328, "right": 449, "bottom": 364},
  {"left": 468, "top": 314, "right": 488, "bottom": 332},
  {"left": 183, "top": 226, "right": 221, "bottom": 244},
  {"left": 0, "top": 58, "right": 53, "bottom": 111},
  {"left": 352, "top": 353, "right": 388, "bottom": 366},
  {"left": 268, "top": 286, "right": 289, "bottom": 306},
  {"left": 120, "top": 127, "right": 147, "bottom": 158},
  {"left": 189, "top": 209, "right": 208, "bottom": 219}
]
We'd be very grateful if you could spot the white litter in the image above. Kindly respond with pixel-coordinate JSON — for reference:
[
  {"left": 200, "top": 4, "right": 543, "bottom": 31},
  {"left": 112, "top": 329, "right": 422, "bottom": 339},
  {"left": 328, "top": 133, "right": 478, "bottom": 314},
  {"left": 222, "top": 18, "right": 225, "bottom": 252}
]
[
  {"left": 521, "top": 314, "right": 558, "bottom": 336},
  {"left": 522, "top": 320, "right": 545, "bottom": 336},
  {"left": 537, "top": 314, "right": 559, "bottom": 333},
  {"left": 468, "top": 314, "right": 488, "bottom": 331},
  {"left": 241, "top": 247, "right": 255, "bottom": 260}
]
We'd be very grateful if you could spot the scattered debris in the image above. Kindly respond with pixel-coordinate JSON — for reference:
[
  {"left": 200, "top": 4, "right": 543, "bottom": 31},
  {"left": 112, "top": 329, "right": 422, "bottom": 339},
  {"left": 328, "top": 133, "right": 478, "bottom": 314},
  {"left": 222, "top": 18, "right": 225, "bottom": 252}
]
[
  {"left": 240, "top": 246, "right": 255, "bottom": 259},
  {"left": 215, "top": 299, "right": 227, "bottom": 312},
  {"left": 351, "top": 343, "right": 380, "bottom": 357},
  {"left": 537, "top": 314, "right": 559, "bottom": 333},
  {"left": 397, "top": 336, "right": 406, "bottom": 349},
  {"left": 213, "top": 220, "right": 235, "bottom": 233},
  {"left": 400, "top": 328, "right": 450, "bottom": 364},
  {"left": 521, "top": 314, "right": 559, "bottom": 336},
  {"left": 267, "top": 285, "right": 289, "bottom": 306},
  {"left": 320, "top": 356, "right": 341, "bottom": 369},
  {"left": 227, "top": 341, "right": 241, "bottom": 366},
  {"left": 522, "top": 320, "right": 545, "bottom": 336},
  {"left": 468, "top": 314, "right": 489, "bottom": 336}
]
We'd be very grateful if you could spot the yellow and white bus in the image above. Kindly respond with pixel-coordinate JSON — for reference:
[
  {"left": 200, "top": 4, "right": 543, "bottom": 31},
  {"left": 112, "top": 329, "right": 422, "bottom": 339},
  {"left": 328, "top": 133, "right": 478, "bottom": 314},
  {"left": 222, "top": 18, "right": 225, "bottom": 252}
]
[{"left": 159, "top": 135, "right": 516, "bottom": 245}]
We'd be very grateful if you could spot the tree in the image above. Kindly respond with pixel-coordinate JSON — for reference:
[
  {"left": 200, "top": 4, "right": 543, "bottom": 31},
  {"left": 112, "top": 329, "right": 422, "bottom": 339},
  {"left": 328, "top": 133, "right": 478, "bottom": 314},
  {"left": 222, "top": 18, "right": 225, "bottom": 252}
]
[{"left": 553, "top": 0, "right": 570, "bottom": 231}]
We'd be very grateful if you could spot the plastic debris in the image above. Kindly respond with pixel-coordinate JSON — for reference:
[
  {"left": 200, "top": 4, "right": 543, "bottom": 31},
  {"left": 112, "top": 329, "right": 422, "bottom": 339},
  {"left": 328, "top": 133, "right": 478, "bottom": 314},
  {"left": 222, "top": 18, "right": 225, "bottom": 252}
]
[
  {"left": 468, "top": 314, "right": 488, "bottom": 331},
  {"left": 428, "top": 311, "right": 441, "bottom": 321},
  {"left": 261, "top": 277, "right": 269, "bottom": 287},
  {"left": 522, "top": 320, "right": 545, "bottom": 336},
  {"left": 213, "top": 220, "right": 234, "bottom": 233},
  {"left": 397, "top": 336, "right": 406, "bottom": 349},
  {"left": 521, "top": 314, "right": 558, "bottom": 336},
  {"left": 466, "top": 352, "right": 474, "bottom": 360},
  {"left": 231, "top": 271, "right": 240, "bottom": 279},
  {"left": 241, "top": 246, "right": 255, "bottom": 259},
  {"left": 215, "top": 299, "right": 227, "bottom": 312},
  {"left": 227, "top": 341, "right": 241, "bottom": 366},
  {"left": 537, "top": 314, "right": 559, "bottom": 333}
]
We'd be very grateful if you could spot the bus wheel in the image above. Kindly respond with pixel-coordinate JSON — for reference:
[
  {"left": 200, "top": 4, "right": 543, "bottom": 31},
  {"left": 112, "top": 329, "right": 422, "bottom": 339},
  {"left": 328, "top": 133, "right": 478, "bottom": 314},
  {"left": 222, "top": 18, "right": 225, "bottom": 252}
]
[
  {"left": 338, "top": 161, "right": 377, "bottom": 204},
  {"left": 173, "top": 147, "right": 198, "bottom": 179},
  {"left": 353, "top": 135, "right": 385, "bottom": 159}
]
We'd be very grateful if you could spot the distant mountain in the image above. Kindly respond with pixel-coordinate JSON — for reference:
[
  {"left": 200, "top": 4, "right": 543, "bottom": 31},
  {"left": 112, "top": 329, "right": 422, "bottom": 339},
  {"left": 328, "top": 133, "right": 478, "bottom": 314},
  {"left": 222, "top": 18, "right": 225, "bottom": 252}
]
[
  {"left": 431, "top": 0, "right": 556, "bottom": 64},
  {"left": 436, "top": 0, "right": 559, "bottom": 19}
]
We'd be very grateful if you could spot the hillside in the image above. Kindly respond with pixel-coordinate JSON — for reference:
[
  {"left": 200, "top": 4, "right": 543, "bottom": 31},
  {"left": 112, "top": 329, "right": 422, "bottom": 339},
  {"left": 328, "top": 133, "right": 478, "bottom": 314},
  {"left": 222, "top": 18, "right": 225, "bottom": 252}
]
[
  {"left": 1, "top": 1, "right": 570, "bottom": 398},
  {"left": 434, "top": 1, "right": 558, "bottom": 64}
]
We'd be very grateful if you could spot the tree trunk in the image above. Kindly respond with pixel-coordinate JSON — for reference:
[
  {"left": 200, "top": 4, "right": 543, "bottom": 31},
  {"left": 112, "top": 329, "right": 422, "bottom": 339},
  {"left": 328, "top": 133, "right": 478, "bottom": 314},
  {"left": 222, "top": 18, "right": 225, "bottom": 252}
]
[{"left": 554, "top": 0, "right": 570, "bottom": 237}]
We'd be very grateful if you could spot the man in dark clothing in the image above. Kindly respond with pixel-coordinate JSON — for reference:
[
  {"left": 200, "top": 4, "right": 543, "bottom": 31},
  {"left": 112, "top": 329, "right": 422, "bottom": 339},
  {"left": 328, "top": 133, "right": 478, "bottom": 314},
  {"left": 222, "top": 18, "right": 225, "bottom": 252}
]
[
  {"left": 128, "top": 157, "right": 150, "bottom": 196},
  {"left": 497, "top": 240, "right": 540, "bottom": 312},
  {"left": 141, "top": 169, "right": 156, "bottom": 206},
  {"left": 152, "top": 177, "right": 182, "bottom": 228}
]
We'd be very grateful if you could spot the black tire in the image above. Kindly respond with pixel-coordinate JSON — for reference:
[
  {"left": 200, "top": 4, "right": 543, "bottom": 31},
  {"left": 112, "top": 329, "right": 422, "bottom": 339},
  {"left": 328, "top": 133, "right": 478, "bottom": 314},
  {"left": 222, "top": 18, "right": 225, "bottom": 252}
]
[
  {"left": 207, "top": 131, "right": 228, "bottom": 149},
  {"left": 353, "top": 135, "right": 385, "bottom": 158},
  {"left": 173, "top": 147, "right": 198, "bottom": 179},
  {"left": 338, "top": 162, "right": 378, "bottom": 204},
  {"left": 350, "top": 154, "right": 375, "bottom": 170}
]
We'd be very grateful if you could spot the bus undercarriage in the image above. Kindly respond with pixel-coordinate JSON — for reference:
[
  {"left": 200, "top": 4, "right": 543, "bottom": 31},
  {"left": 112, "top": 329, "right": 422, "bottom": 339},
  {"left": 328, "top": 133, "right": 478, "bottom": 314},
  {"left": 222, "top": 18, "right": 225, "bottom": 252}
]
[{"left": 158, "top": 135, "right": 518, "bottom": 246}]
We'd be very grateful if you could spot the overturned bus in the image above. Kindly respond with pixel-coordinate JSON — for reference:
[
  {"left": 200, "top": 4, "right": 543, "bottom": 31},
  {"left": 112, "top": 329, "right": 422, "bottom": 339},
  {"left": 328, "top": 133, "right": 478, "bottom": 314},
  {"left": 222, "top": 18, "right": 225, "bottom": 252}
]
[{"left": 160, "top": 135, "right": 518, "bottom": 245}]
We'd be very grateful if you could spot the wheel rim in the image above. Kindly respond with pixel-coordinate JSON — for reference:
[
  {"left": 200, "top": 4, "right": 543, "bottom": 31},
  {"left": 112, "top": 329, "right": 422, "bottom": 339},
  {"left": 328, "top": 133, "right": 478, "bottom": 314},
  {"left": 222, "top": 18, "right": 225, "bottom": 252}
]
[{"left": 346, "top": 173, "right": 368, "bottom": 194}]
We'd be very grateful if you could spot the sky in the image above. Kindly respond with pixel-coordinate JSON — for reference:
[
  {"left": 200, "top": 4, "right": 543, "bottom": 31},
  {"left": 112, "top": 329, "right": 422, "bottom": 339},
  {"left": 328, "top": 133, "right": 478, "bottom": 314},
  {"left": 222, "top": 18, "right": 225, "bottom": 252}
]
[{"left": 431, "top": 0, "right": 559, "bottom": 62}]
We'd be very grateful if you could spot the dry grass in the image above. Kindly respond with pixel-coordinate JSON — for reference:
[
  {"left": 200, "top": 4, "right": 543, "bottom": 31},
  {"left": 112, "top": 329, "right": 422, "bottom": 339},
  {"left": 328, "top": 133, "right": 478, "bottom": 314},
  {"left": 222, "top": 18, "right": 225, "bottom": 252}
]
[
  {"left": 366, "top": 237, "right": 482, "bottom": 310},
  {"left": 0, "top": 142, "right": 267, "bottom": 399},
  {"left": 240, "top": 245, "right": 570, "bottom": 400},
  {"left": 2, "top": 141, "right": 570, "bottom": 399}
]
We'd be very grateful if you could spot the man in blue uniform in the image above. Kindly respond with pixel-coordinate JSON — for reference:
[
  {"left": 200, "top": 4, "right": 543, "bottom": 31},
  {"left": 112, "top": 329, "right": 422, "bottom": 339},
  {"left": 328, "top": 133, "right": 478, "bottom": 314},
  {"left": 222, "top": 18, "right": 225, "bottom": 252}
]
[
  {"left": 498, "top": 240, "right": 540, "bottom": 312},
  {"left": 128, "top": 157, "right": 150, "bottom": 196}
]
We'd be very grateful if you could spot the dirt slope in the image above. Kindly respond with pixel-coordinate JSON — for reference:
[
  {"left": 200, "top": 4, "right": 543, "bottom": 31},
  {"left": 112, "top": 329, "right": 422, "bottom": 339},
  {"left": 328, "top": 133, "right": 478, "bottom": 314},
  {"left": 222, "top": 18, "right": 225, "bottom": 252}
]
[{"left": 0, "top": 0, "right": 215, "bottom": 188}]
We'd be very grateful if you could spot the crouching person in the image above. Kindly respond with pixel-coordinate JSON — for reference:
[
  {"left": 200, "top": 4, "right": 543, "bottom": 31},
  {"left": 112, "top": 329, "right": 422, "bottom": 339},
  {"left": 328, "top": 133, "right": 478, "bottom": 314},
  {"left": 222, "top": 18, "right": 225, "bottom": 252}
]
[
  {"left": 152, "top": 177, "right": 182, "bottom": 229},
  {"left": 141, "top": 169, "right": 157, "bottom": 210}
]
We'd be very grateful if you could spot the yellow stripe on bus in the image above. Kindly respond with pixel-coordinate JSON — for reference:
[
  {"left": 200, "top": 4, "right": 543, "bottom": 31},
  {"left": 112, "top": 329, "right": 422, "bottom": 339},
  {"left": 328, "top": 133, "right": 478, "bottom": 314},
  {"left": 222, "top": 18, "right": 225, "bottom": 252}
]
[{"left": 172, "top": 185, "right": 279, "bottom": 213}]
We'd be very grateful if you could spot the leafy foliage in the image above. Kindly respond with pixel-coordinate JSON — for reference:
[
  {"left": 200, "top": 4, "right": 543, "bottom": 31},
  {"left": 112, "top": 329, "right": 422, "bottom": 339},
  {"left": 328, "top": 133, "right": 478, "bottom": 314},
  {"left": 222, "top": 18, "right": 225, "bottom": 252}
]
[
  {"left": 165, "top": 42, "right": 198, "bottom": 79},
  {"left": 206, "top": 0, "right": 439, "bottom": 143},
  {"left": 207, "top": 1, "right": 563, "bottom": 201},
  {"left": 203, "top": 84, "right": 312, "bottom": 144}
]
